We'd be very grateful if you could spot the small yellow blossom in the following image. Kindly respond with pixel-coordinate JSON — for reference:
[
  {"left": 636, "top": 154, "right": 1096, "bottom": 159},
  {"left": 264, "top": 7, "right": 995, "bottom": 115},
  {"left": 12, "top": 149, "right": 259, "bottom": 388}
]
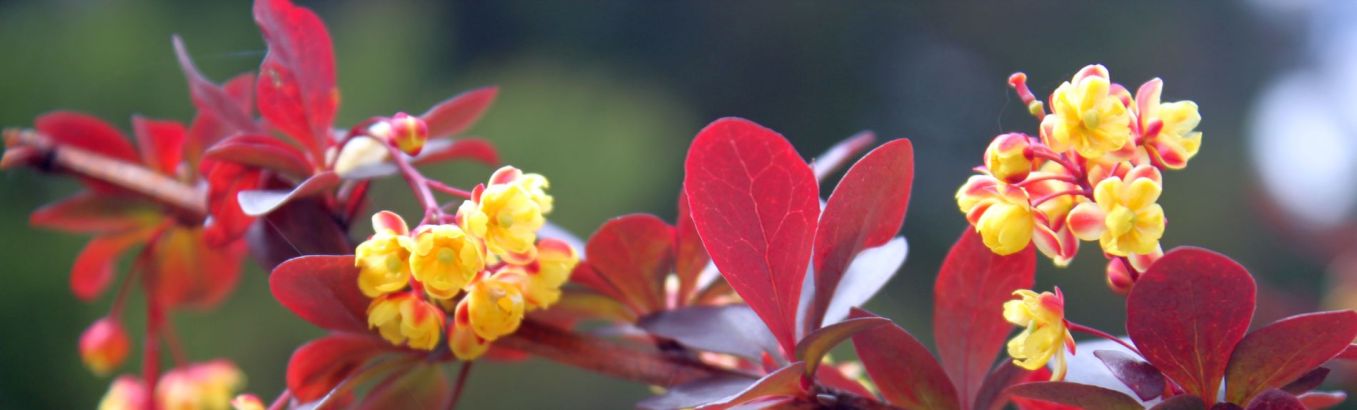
[
  {"left": 466, "top": 277, "right": 526, "bottom": 340},
  {"left": 355, "top": 211, "right": 416, "bottom": 298},
  {"left": 459, "top": 166, "right": 553, "bottom": 263},
  {"left": 1136, "top": 79, "right": 1202, "bottom": 170},
  {"left": 1041, "top": 65, "right": 1133, "bottom": 160},
  {"left": 366, "top": 292, "right": 445, "bottom": 350},
  {"left": 957, "top": 175, "right": 1035, "bottom": 255},
  {"left": 1004, "top": 288, "right": 1075, "bottom": 381},
  {"left": 449, "top": 301, "right": 491, "bottom": 361},
  {"left": 410, "top": 224, "right": 485, "bottom": 300},
  {"left": 496, "top": 238, "right": 579, "bottom": 310},
  {"left": 1066, "top": 165, "right": 1166, "bottom": 256},
  {"left": 98, "top": 376, "right": 147, "bottom": 410},
  {"left": 984, "top": 133, "right": 1034, "bottom": 184},
  {"left": 156, "top": 360, "right": 245, "bottom": 410}
]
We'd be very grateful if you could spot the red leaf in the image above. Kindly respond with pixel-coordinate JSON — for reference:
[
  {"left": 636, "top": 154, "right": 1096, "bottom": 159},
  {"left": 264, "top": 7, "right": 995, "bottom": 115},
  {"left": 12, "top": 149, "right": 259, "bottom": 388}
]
[
  {"left": 143, "top": 226, "right": 246, "bottom": 309},
  {"left": 413, "top": 138, "right": 499, "bottom": 167},
  {"left": 1246, "top": 389, "right": 1305, "bottom": 410},
  {"left": 358, "top": 362, "right": 452, "bottom": 409},
  {"left": 246, "top": 197, "right": 354, "bottom": 270},
  {"left": 202, "top": 162, "right": 262, "bottom": 245},
  {"left": 1224, "top": 310, "right": 1357, "bottom": 404},
  {"left": 30, "top": 192, "right": 158, "bottom": 234},
  {"left": 822, "top": 237, "right": 907, "bottom": 327},
  {"left": 35, "top": 112, "right": 140, "bottom": 192},
  {"left": 637, "top": 305, "right": 779, "bottom": 362},
  {"left": 237, "top": 171, "right": 340, "bottom": 216},
  {"left": 1005, "top": 382, "right": 1143, "bottom": 410},
  {"left": 420, "top": 86, "right": 498, "bottom": 138},
  {"left": 794, "top": 316, "right": 888, "bottom": 376},
  {"left": 638, "top": 376, "right": 758, "bottom": 410},
  {"left": 173, "top": 36, "right": 258, "bottom": 134},
  {"left": 253, "top": 0, "right": 338, "bottom": 154},
  {"left": 584, "top": 214, "right": 674, "bottom": 314},
  {"left": 683, "top": 117, "right": 820, "bottom": 354},
  {"left": 1094, "top": 349, "right": 1166, "bottom": 401},
  {"left": 70, "top": 228, "right": 156, "bottom": 301},
  {"left": 204, "top": 134, "right": 314, "bottom": 177},
  {"left": 131, "top": 116, "right": 186, "bottom": 175},
  {"left": 849, "top": 308, "right": 960, "bottom": 410},
  {"left": 270, "top": 255, "right": 370, "bottom": 333},
  {"left": 287, "top": 334, "right": 390, "bottom": 402},
  {"left": 1337, "top": 344, "right": 1357, "bottom": 361},
  {"left": 933, "top": 229, "right": 1035, "bottom": 409},
  {"left": 1128, "top": 247, "right": 1256, "bottom": 403},
  {"left": 696, "top": 362, "right": 806, "bottom": 410},
  {"left": 674, "top": 190, "right": 708, "bottom": 305},
  {"left": 815, "top": 364, "right": 875, "bottom": 399},
  {"left": 1281, "top": 368, "right": 1328, "bottom": 395},
  {"left": 974, "top": 363, "right": 1033, "bottom": 410},
  {"left": 1297, "top": 391, "right": 1346, "bottom": 409},
  {"left": 1149, "top": 395, "right": 1207, "bottom": 409},
  {"left": 808, "top": 139, "right": 913, "bottom": 331}
]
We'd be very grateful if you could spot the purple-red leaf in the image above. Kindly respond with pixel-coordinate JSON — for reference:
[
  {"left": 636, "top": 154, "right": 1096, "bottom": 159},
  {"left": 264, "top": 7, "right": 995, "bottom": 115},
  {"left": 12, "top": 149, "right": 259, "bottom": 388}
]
[
  {"left": 794, "top": 316, "right": 888, "bottom": 376},
  {"left": 1246, "top": 389, "right": 1305, "bottom": 410},
  {"left": 420, "top": 86, "right": 498, "bottom": 138},
  {"left": 286, "top": 334, "right": 389, "bottom": 402},
  {"left": 584, "top": 214, "right": 674, "bottom": 314},
  {"left": 413, "top": 138, "right": 499, "bottom": 167},
  {"left": 1005, "top": 382, "right": 1143, "bottom": 410},
  {"left": 358, "top": 362, "right": 452, "bottom": 409},
  {"left": 238, "top": 171, "right": 339, "bottom": 216},
  {"left": 253, "top": 0, "right": 338, "bottom": 154},
  {"left": 204, "top": 134, "right": 314, "bottom": 178},
  {"left": 822, "top": 236, "right": 907, "bottom": 327},
  {"left": 808, "top": 139, "right": 913, "bottom": 331},
  {"left": 1225, "top": 310, "right": 1357, "bottom": 404},
  {"left": 1149, "top": 395, "right": 1207, "bottom": 410},
  {"left": 269, "top": 255, "right": 369, "bottom": 333},
  {"left": 637, "top": 376, "right": 758, "bottom": 410},
  {"left": 934, "top": 229, "right": 1035, "bottom": 409},
  {"left": 637, "top": 305, "right": 778, "bottom": 362},
  {"left": 696, "top": 362, "right": 806, "bottom": 410},
  {"left": 131, "top": 116, "right": 186, "bottom": 175},
  {"left": 973, "top": 362, "right": 1031, "bottom": 410},
  {"left": 683, "top": 117, "right": 820, "bottom": 355},
  {"left": 1094, "top": 350, "right": 1166, "bottom": 401},
  {"left": 1297, "top": 391, "right": 1346, "bottom": 409},
  {"left": 30, "top": 192, "right": 158, "bottom": 234},
  {"left": 1127, "top": 247, "right": 1256, "bottom": 403},
  {"left": 70, "top": 228, "right": 155, "bottom": 301},
  {"left": 849, "top": 308, "right": 959, "bottom": 410},
  {"left": 1281, "top": 368, "right": 1328, "bottom": 395}
]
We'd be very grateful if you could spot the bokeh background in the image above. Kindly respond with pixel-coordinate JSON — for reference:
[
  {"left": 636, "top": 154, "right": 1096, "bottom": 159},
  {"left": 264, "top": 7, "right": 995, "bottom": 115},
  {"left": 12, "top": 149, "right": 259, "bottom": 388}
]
[{"left": 3, "top": 0, "right": 1357, "bottom": 408}]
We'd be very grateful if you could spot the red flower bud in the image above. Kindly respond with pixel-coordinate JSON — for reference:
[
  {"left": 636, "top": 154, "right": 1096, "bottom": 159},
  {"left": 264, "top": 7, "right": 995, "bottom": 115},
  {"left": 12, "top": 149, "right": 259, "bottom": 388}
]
[
  {"left": 370, "top": 112, "right": 428, "bottom": 156},
  {"left": 80, "top": 317, "right": 130, "bottom": 376},
  {"left": 1106, "top": 259, "right": 1135, "bottom": 295}
]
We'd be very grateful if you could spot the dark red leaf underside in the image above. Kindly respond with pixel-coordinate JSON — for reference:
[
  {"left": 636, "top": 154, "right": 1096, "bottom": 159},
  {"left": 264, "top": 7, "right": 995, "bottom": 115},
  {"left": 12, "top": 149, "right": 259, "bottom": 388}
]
[
  {"left": 933, "top": 229, "right": 1036, "bottom": 409},
  {"left": 683, "top": 117, "right": 820, "bottom": 355},
  {"left": 253, "top": 0, "right": 338, "bottom": 155},
  {"left": 584, "top": 214, "right": 674, "bottom": 314},
  {"left": 1094, "top": 349, "right": 1167, "bottom": 402},
  {"left": 1149, "top": 395, "right": 1207, "bottom": 410},
  {"left": 1246, "top": 389, "right": 1305, "bottom": 410},
  {"left": 849, "top": 309, "right": 959, "bottom": 410},
  {"left": 270, "top": 255, "right": 370, "bottom": 333},
  {"left": 237, "top": 171, "right": 339, "bottom": 216},
  {"left": 808, "top": 139, "right": 913, "bottom": 331},
  {"left": 173, "top": 36, "right": 259, "bottom": 134},
  {"left": 287, "top": 334, "right": 390, "bottom": 402},
  {"left": 1224, "top": 310, "right": 1357, "bottom": 404},
  {"left": 204, "top": 134, "right": 314, "bottom": 178},
  {"left": 1005, "top": 382, "right": 1142, "bottom": 410},
  {"left": 420, "top": 86, "right": 498, "bottom": 138},
  {"left": 1127, "top": 247, "right": 1256, "bottom": 403}
]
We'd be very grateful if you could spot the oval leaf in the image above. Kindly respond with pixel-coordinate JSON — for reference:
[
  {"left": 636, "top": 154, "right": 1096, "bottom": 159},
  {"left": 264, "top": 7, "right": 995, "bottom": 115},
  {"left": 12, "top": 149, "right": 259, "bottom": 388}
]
[
  {"left": 810, "top": 130, "right": 875, "bottom": 181},
  {"left": 71, "top": 228, "right": 155, "bottom": 301},
  {"left": 269, "top": 255, "right": 370, "bottom": 333},
  {"left": 849, "top": 308, "right": 960, "bottom": 410},
  {"left": 683, "top": 117, "right": 820, "bottom": 354},
  {"left": 1128, "top": 247, "right": 1256, "bottom": 403},
  {"left": 287, "top": 334, "right": 390, "bottom": 402},
  {"left": 237, "top": 171, "right": 339, "bottom": 216},
  {"left": 204, "top": 134, "right": 313, "bottom": 177},
  {"left": 584, "top": 214, "right": 674, "bottom": 314},
  {"left": 420, "top": 86, "right": 498, "bottom": 138},
  {"left": 822, "top": 236, "right": 907, "bottom": 327},
  {"left": 1006, "top": 382, "right": 1143, "bottom": 410},
  {"left": 808, "top": 139, "right": 913, "bottom": 331},
  {"left": 413, "top": 137, "right": 499, "bottom": 167},
  {"left": 637, "top": 305, "right": 779, "bottom": 362},
  {"left": 1094, "top": 350, "right": 1166, "bottom": 402},
  {"left": 696, "top": 362, "right": 806, "bottom": 410},
  {"left": 173, "top": 36, "right": 258, "bottom": 134},
  {"left": 30, "top": 192, "right": 158, "bottom": 234},
  {"left": 1246, "top": 389, "right": 1305, "bottom": 410},
  {"left": 794, "top": 316, "right": 888, "bottom": 376},
  {"left": 254, "top": 0, "right": 338, "bottom": 153},
  {"left": 1224, "top": 310, "right": 1357, "bottom": 404},
  {"left": 933, "top": 229, "right": 1035, "bottom": 408}
]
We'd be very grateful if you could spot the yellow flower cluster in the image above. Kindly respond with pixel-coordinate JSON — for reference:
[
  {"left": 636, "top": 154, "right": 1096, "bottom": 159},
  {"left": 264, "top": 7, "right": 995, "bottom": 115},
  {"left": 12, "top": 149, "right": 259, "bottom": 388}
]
[
  {"left": 353, "top": 166, "right": 578, "bottom": 360},
  {"left": 98, "top": 361, "right": 245, "bottom": 410},
  {"left": 957, "top": 65, "right": 1202, "bottom": 270},
  {"left": 1004, "top": 288, "right": 1075, "bottom": 381}
]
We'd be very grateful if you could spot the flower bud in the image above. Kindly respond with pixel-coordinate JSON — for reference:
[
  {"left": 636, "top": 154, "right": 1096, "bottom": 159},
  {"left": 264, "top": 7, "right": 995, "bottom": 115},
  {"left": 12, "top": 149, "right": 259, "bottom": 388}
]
[
  {"left": 984, "top": 133, "right": 1034, "bottom": 183},
  {"left": 80, "top": 317, "right": 130, "bottom": 376},
  {"left": 1106, "top": 259, "right": 1135, "bottom": 295},
  {"left": 370, "top": 112, "right": 428, "bottom": 156}
]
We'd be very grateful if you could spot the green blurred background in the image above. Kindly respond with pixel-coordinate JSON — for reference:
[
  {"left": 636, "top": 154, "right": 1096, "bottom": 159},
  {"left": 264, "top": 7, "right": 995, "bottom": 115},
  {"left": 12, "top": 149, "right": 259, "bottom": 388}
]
[{"left": 2, "top": 0, "right": 1354, "bottom": 408}]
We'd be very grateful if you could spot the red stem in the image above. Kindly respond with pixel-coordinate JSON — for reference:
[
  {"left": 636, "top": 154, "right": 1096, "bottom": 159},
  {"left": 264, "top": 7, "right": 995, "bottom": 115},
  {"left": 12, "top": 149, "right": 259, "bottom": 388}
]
[
  {"left": 1032, "top": 189, "right": 1090, "bottom": 207},
  {"left": 1066, "top": 320, "right": 1141, "bottom": 356},
  {"left": 1018, "top": 174, "right": 1079, "bottom": 187},
  {"left": 384, "top": 143, "right": 442, "bottom": 225},
  {"left": 161, "top": 319, "right": 188, "bottom": 367},
  {"left": 449, "top": 361, "right": 473, "bottom": 409},
  {"left": 267, "top": 390, "right": 291, "bottom": 410},
  {"left": 142, "top": 294, "right": 164, "bottom": 410},
  {"left": 427, "top": 179, "right": 474, "bottom": 199}
]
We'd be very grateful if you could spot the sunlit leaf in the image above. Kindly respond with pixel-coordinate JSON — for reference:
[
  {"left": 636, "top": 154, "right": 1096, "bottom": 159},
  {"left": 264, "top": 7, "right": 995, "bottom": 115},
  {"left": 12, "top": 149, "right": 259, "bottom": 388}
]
[
  {"left": 1224, "top": 310, "right": 1357, "bottom": 404},
  {"left": 584, "top": 214, "right": 674, "bottom": 314},
  {"left": 421, "top": 86, "right": 498, "bottom": 138},
  {"left": 253, "top": 0, "right": 338, "bottom": 154},
  {"left": 849, "top": 308, "right": 959, "bottom": 410},
  {"left": 674, "top": 190, "right": 708, "bottom": 304},
  {"left": 808, "top": 138, "right": 913, "bottom": 331},
  {"left": 1297, "top": 391, "right": 1346, "bottom": 409},
  {"left": 144, "top": 226, "right": 246, "bottom": 309},
  {"left": 173, "top": 36, "right": 258, "bottom": 134},
  {"left": 1127, "top": 247, "right": 1255, "bottom": 403},
  {"left": 933, "top": 229, "right": 1035, "bottom": 409},
  {"left": 413, "top": 137, "right": 499, "bottom": 167},
  {"left": 684, "top": 117, "right": 820, "bottom": 354},
  {"left": 35, "top": 111, "right": 140, "bottom": 193},
  {"left": 131, "top": 116, "right": 186, "bottom": 175}
]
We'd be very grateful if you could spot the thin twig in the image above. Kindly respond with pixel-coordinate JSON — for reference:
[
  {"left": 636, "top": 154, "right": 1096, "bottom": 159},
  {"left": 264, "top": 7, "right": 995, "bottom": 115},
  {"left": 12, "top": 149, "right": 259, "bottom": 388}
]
[{"left": 449, "top": 362, "right": 473, "bottom": 409}]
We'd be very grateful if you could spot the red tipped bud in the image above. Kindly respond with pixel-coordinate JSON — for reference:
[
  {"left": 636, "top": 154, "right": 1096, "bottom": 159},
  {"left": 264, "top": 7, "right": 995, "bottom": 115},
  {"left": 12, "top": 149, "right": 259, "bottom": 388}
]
[
  {"left": 1106, "top": 259, "right": 1135, "bottom": 295},
  {"left": 80, "top": 317, "right": 130, "bottom": 376},
  {"left": 984, "top": 133, "right": 1034, "bottom": 184},
  {"left": 370, "top": 112, "right": 428, "bottom": 156}
]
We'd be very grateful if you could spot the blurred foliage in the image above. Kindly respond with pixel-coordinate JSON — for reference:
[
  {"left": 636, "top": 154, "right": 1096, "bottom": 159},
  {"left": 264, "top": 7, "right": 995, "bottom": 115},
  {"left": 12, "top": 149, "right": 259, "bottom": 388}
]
[{"left": 0, "top": 0, "right": 1333, "bottom": 408}]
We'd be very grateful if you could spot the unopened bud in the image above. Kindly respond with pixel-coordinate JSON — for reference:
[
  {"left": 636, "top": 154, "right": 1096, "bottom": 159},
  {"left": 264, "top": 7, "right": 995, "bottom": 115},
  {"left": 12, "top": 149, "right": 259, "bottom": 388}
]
[
  {"left": 1106, "top": 259, "right": 1135, "bottom": 295},
  {"left": 369, "top": 112, "right": 428, "bottom": 156},
  {"left": 80, "top": 317, "right": 130, "bottom": 376},
  {"left": 984, "top": 133, "right": 1034, "bottom": 184}
]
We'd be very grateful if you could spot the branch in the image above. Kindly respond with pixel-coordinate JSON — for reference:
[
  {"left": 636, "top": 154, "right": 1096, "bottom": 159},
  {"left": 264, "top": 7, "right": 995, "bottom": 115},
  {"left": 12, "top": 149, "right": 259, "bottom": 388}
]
[{"left": 3, "top": 129, "right": 206, "bottom": 220}]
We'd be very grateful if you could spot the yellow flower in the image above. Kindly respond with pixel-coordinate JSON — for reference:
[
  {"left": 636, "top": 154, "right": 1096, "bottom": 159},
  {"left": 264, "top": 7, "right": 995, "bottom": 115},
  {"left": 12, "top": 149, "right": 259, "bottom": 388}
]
[
  {"left": 355, "top": 211, "right": 416, "bottom": 298},
  {"left": 1004, "top": 288, "right": 1075, "bottom": 381},
  {"left": 1136, "top": 78, "right": 1202, "bottom": 170},
  {"left": 98, "top": 376, "right": 147, "bottom": 410},
  {"left": 410, "top": 224, "right": 485, "bottom": 300},
  {"left": 449, "top": 300, "right": 491, "bottom": 361},
  {"left": 1041, "top": 65, "right": 1133, "bottom": 160},
  {"left": 366, "top": 292, "right": 445, "bottom": 350},
  {"left": 466, "top": 277, "right": 526, "bottom": 340},
  {"left": 1066, "top": 165, "right": 1166, "bottom": 256},
  {"left": 459, "top": 166, "right": 553, "bottom": 263},
  {"left": 496, "top": 238, "right": 579, "bottom": 310},
  {"left": 984, "top": 133, "right": 1034, "bottom": 184},
  {"left": 957, "top": 175, "right": 1035, "bottom": 255},
  {"left": 156, "top": 360, "right": 245, "bottom": 410}
]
